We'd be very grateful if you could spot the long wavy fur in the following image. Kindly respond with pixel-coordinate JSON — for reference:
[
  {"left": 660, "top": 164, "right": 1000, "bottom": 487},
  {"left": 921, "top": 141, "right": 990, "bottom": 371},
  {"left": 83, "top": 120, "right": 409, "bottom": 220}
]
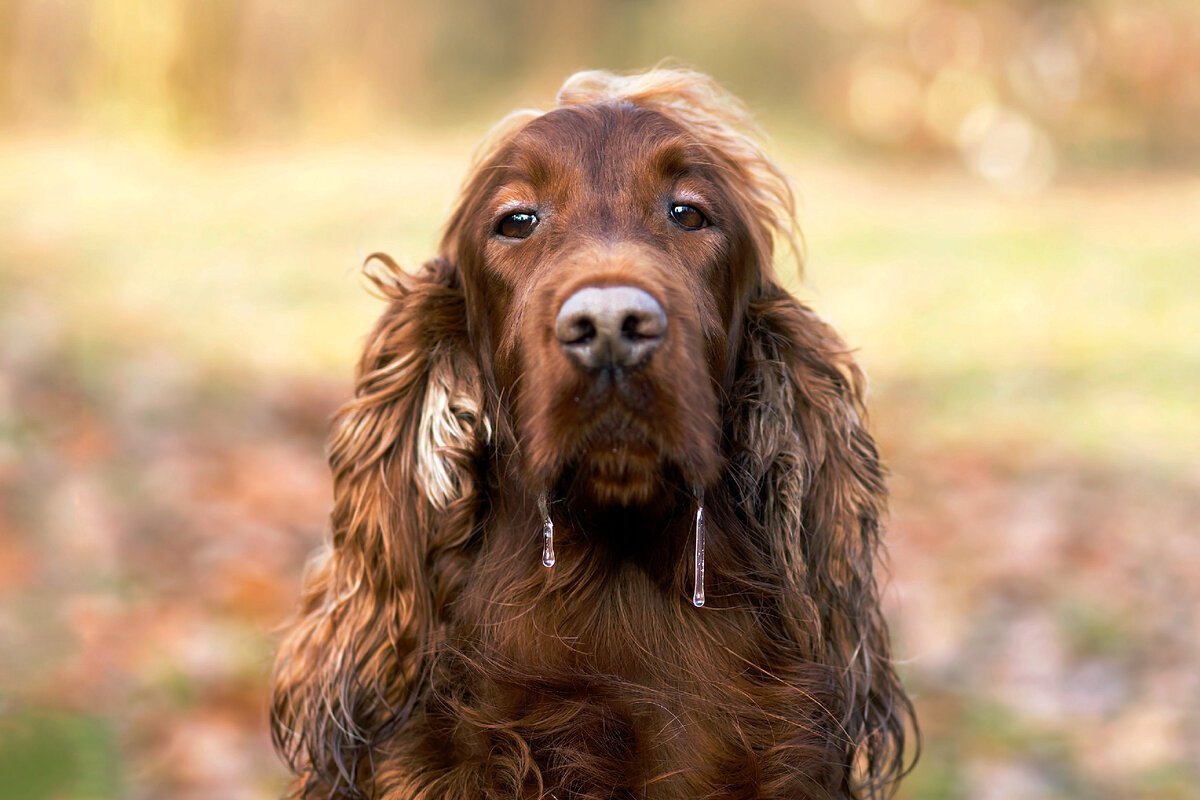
[{"left": 272, "top": 68, "right": 916, "bottom": 799}]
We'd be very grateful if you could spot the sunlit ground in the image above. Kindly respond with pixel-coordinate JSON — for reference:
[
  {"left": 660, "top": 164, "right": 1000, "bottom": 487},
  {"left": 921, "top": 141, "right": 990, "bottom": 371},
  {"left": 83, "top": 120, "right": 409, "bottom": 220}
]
[{"left": 1, "top": 136, "right": 1197, "bottom": 798}]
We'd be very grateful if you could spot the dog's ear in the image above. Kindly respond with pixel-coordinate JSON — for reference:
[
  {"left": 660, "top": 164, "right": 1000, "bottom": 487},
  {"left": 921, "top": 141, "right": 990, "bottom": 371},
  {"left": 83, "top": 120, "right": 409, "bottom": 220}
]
[
  {"left": 270, "top": 255, "right": 486, "bottom": 796},
  {"left": 727, "top": 278, "right": 915, "bottom": 797}
]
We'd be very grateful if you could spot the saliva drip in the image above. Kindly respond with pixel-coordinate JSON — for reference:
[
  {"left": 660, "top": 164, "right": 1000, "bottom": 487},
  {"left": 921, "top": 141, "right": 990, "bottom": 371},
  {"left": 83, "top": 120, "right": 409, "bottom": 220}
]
[
  {"left": 692, "top": 494, "right": 706, "bottom": 608},
  {"left": 538, "top": 492, "right": 555, "bottom": 568}
]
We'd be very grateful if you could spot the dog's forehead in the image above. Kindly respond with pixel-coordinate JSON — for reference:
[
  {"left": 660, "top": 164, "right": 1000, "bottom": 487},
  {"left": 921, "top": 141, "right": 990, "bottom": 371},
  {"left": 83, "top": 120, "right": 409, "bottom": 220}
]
[{"left": 508, "top": 103, "right": 697, "bottom": 183}]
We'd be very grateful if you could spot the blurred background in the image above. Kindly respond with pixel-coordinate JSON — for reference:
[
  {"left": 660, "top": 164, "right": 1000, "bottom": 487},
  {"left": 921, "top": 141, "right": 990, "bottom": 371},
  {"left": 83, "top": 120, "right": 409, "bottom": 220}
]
[{"left": 1, "top": 1, "right": 1197, "bottom": 798}]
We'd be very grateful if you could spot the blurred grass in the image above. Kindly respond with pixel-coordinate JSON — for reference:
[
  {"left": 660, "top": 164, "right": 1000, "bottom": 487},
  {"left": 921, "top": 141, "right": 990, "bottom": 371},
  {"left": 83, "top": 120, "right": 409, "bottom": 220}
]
[
  {"left": 792, "top": 163, "right": 1200, "bottom": 471},
  {"left": 0, "top": 713, "right": 122, "bottom": 800},
  {"left": 3, "top": 137, "right": 1196, "bottom": 469}
]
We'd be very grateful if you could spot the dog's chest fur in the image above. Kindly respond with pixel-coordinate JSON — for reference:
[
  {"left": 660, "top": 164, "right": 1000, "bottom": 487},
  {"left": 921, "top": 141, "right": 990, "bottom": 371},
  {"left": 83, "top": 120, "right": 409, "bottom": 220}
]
[{"left": 402, "top": 541, "right": 842, "bottom": 800}]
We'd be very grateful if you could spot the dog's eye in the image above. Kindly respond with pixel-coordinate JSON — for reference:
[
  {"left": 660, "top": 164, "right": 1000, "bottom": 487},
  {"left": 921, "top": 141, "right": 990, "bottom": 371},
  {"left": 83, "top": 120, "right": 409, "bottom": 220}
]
[
  {"left": 496, "top": 211, "right": 538, "bottom": 239},
  {"left": 669, "top": 204, "right": 708, "bottom": 231}
]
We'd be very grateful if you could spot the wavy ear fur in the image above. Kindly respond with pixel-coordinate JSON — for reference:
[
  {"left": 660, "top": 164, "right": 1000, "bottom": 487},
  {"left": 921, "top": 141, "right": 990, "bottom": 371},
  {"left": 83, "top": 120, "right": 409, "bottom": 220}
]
[
  {"left": 729, "top": 279, "right": 915, "bottom": 798},
  {"left": 270, "top": 256, "right": 485, "bottom": 798}
]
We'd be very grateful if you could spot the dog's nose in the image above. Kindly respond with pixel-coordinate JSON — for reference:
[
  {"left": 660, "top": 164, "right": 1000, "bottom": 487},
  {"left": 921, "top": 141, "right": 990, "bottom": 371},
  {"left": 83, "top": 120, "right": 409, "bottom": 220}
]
[{"left": 555, "top": 286, "right": 667, "bottom": 371}]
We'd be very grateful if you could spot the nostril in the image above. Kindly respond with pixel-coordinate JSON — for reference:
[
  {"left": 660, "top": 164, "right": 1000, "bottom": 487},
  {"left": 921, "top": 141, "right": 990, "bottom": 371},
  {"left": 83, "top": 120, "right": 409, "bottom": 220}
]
[
  {"left": 621, "top": 314, "right": 641, "bottom": 339},
  {"left": 621, "top": 309, "right": 666, "bottom": 341},
  {"left": 561, "top": 315, "right": 597, "bottom": 345}
]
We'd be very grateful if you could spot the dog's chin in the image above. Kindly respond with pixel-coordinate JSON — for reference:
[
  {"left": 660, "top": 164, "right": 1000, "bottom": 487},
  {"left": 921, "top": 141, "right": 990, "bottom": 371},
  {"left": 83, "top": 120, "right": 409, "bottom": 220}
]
[{"left": 564, "top": 440, "right": 664, "bottom": 508}]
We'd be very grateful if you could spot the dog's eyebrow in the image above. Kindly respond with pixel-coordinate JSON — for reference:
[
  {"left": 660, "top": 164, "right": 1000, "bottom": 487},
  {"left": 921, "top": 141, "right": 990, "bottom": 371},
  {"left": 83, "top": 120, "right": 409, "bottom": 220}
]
[
  {"left": 500, "top": 138, "right": 560, "bottom": 188},
  {"left": 670, "top": 184, "right": 709, "bottom": 203},
  {"left": 489, "top": 185, "right": 540, "bottom": 214},
  {"left": 650, "top": 139, "right": 708, "bottom": 178}
]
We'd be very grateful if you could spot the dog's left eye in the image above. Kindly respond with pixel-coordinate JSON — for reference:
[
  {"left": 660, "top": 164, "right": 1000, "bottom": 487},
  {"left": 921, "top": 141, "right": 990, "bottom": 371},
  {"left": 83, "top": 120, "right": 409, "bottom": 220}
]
[
  {"left": 496, "top": 212, "right": 539, "bottom": 239},
  {"left": 669, "top": 204, "right": 708, "bottom": 231}
]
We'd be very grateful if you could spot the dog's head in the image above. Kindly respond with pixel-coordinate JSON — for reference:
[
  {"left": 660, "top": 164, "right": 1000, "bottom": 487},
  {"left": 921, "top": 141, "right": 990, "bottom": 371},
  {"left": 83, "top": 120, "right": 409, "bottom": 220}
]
[{"left": 442, "top": 71, "right": 795, "bottom": 507}]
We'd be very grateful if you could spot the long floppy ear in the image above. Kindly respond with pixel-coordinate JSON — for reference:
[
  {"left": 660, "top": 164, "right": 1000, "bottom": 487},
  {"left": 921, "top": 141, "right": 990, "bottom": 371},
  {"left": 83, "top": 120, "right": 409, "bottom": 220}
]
[
  {"left": 270, "top": 255, "right": 486, "bottom": 797},
  {"left": 728, "top": 278, "right": 916, "bottom": 799}
]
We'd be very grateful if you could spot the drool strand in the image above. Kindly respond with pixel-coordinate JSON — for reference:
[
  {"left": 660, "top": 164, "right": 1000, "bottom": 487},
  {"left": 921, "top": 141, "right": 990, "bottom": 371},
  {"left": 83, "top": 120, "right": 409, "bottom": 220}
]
[
  {"left": 538, "top": 492, "right": 555, "bottom": 568},
  {"left": 692, "top": 488, "right": 706, "bottom": 608}
]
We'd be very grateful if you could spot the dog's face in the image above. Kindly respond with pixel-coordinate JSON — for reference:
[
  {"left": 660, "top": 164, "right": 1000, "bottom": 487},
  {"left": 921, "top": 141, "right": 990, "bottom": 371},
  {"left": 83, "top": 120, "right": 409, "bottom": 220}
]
[{"left": 449, "top": 103, "right": 766, "bottom": 507}]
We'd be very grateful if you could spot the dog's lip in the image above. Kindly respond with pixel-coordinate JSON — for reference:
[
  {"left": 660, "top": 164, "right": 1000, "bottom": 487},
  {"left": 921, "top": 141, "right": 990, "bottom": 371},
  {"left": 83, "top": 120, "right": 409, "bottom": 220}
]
[
  {"left": 578, "top": 403, "right": 656, "bottom": 439},
  {"left": 552, "top": 410, "right": 662, "bottom": 470},
  {"left": 564, "top": 367, "right": 656, "bottom": 412},
  {"left": 584, "top": 437, "right": 657, "bottom": 461}
]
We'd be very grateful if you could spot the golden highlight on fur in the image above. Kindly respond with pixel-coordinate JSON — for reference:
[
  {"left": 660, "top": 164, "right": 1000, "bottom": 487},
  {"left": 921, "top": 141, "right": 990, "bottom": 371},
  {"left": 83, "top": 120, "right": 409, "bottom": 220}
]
[{"left": 271, "top": 68, "right": 916, "bottom": 799}]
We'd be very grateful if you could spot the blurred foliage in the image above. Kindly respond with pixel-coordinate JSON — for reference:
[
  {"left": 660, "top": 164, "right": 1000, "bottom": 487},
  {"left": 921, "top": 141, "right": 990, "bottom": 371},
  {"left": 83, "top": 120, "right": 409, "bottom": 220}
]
[
  {"left": 1, "top": 2, "right": 1199, "bottom": 799},
  {"left": 3, "top": 0, "right": 1200, "bottom": 181}
]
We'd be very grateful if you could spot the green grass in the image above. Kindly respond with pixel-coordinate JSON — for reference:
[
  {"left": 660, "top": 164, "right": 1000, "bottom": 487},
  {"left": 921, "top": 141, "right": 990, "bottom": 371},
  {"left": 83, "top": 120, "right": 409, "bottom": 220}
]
[
  {"left": 0, "top": 713, "right": 123, "bottom": 800},
  {"left": 790, "top": 163, "right": 1200, "bottom": 470}
]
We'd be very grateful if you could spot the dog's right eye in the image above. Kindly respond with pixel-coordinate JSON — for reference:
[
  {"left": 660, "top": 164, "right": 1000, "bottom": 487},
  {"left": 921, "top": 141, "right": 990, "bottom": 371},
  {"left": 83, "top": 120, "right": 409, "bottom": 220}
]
[
  {"left": 496, "top": 212, "right": 539, "bottom": 239},
  {"left": 669, "top": 203, "right": 708, "bottom": 231}
]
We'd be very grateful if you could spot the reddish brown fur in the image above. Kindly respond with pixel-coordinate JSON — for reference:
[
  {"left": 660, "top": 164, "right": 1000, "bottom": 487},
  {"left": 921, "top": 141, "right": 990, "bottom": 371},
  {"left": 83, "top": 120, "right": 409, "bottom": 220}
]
[{"left": 271, "top": 70, "right": 916, "bottom": 799}]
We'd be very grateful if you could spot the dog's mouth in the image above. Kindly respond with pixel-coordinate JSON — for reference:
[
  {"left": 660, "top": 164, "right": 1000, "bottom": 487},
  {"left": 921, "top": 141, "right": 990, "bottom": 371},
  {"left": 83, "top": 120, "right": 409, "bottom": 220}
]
[{"left": 554, "top": 406, "right": 667, "bottom": 506}]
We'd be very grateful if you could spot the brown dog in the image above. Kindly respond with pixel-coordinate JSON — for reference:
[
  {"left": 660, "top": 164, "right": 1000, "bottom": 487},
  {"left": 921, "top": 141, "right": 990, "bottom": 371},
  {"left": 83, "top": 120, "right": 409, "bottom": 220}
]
[{"left": 271, "top": 69, "right": 915, "bottom": 799}]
